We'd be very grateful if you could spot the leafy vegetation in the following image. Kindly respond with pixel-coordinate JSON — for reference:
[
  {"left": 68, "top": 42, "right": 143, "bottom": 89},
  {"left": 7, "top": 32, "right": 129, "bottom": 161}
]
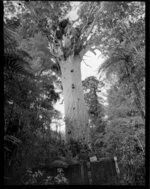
[
  {"left": 22, "top": 168, "right": 69, "bottom": 185},
  {"left": 4, "top": 6, "right": 60, "bottom": 184},
  {"left": 4, "top": 1, "right": 145, "bottom": 185}
]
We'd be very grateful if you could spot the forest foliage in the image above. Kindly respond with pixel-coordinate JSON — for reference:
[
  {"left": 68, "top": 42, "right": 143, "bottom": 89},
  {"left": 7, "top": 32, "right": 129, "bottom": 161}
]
[{"left": 4, "top": 1, "right": 145, "bottom": 185}]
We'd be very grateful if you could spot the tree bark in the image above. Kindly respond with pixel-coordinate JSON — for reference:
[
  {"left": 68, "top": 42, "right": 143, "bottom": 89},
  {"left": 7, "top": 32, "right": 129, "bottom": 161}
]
[
  {"left": 125, "top": 62, "right": 145, "bottom": 121},
  {"left": 59, "top": 55, "right": 90, "bottom": 143},
  {"left": 133, "top": 82, "right": 145, "bottom": 121}
]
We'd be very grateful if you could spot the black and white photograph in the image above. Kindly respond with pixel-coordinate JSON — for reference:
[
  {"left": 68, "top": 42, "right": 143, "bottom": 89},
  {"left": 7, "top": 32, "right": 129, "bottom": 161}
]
[{"left": 4, "top": 1, "right": 145, "bottom": 186}]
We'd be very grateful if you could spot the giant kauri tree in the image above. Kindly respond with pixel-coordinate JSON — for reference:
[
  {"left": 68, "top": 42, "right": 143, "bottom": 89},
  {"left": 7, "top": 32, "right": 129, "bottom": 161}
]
[{"left": 4, "top": 1, "right": 145, "bottom": 145}]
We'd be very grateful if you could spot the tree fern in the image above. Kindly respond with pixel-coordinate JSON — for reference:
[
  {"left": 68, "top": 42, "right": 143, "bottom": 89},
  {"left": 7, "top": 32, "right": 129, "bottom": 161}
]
[
  {"left": 98, "top": 43, "right": 145, "bottom": 120},
  {"left": 4, "top": 23, "right": 33, "bottom": 75}
]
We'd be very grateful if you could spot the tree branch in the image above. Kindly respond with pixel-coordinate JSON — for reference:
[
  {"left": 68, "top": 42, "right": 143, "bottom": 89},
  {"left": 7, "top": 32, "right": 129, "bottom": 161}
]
[
  {"left": 82, "top": 59, "right": 92, "bottom": 68},
  {"left": 82, "top": 2, "right": 104, "bottom": 45},
  {"left": 81, "top": 4, "right": 97, "bottom": 34},
  {"left": 79, "top": 44, "right": 97, "bottom": 59},
  {"left": 134, "top": 135, "right": 145, "bottom": 154},
  {"left": 79, "top": 3, "right": 104, "bottom": 58}
]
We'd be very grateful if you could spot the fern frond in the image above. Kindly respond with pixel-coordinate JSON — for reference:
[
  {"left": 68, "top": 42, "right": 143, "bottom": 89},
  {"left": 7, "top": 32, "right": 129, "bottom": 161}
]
[
  {"left": 98, "top": 53, "right": 125, "bottom": 75},
  {"left": 4, "top": 24, "right": 33, "bottom": 75}
]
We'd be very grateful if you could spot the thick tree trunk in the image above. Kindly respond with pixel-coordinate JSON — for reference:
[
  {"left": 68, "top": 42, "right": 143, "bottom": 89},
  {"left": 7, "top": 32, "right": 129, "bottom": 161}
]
[{"left": 59, "top": 55, "right": 90, "bottom": 143}]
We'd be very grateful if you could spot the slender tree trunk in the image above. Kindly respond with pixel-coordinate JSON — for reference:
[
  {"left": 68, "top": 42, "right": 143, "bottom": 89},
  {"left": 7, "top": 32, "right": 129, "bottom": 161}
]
[
  {"left": 125, "top": 62, "right": 145, "bottom": 121},
  {"left": 59, "top": 55, "right": 90, "bottom": 143},
  {"left": 133, "top": 82, "right": 145, "bottom": 120}
]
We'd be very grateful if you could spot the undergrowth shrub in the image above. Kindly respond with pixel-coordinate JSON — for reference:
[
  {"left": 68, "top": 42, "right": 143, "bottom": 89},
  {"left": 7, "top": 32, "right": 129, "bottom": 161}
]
[{"left": 22, "top": 168, "right": 69, "bottom": 185}]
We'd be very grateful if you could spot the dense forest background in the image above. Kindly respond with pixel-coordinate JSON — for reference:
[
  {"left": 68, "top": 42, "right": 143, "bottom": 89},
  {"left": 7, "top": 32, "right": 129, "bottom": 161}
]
[{"left": 4, "top": 1, "right": 145, "bottom": 185}]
